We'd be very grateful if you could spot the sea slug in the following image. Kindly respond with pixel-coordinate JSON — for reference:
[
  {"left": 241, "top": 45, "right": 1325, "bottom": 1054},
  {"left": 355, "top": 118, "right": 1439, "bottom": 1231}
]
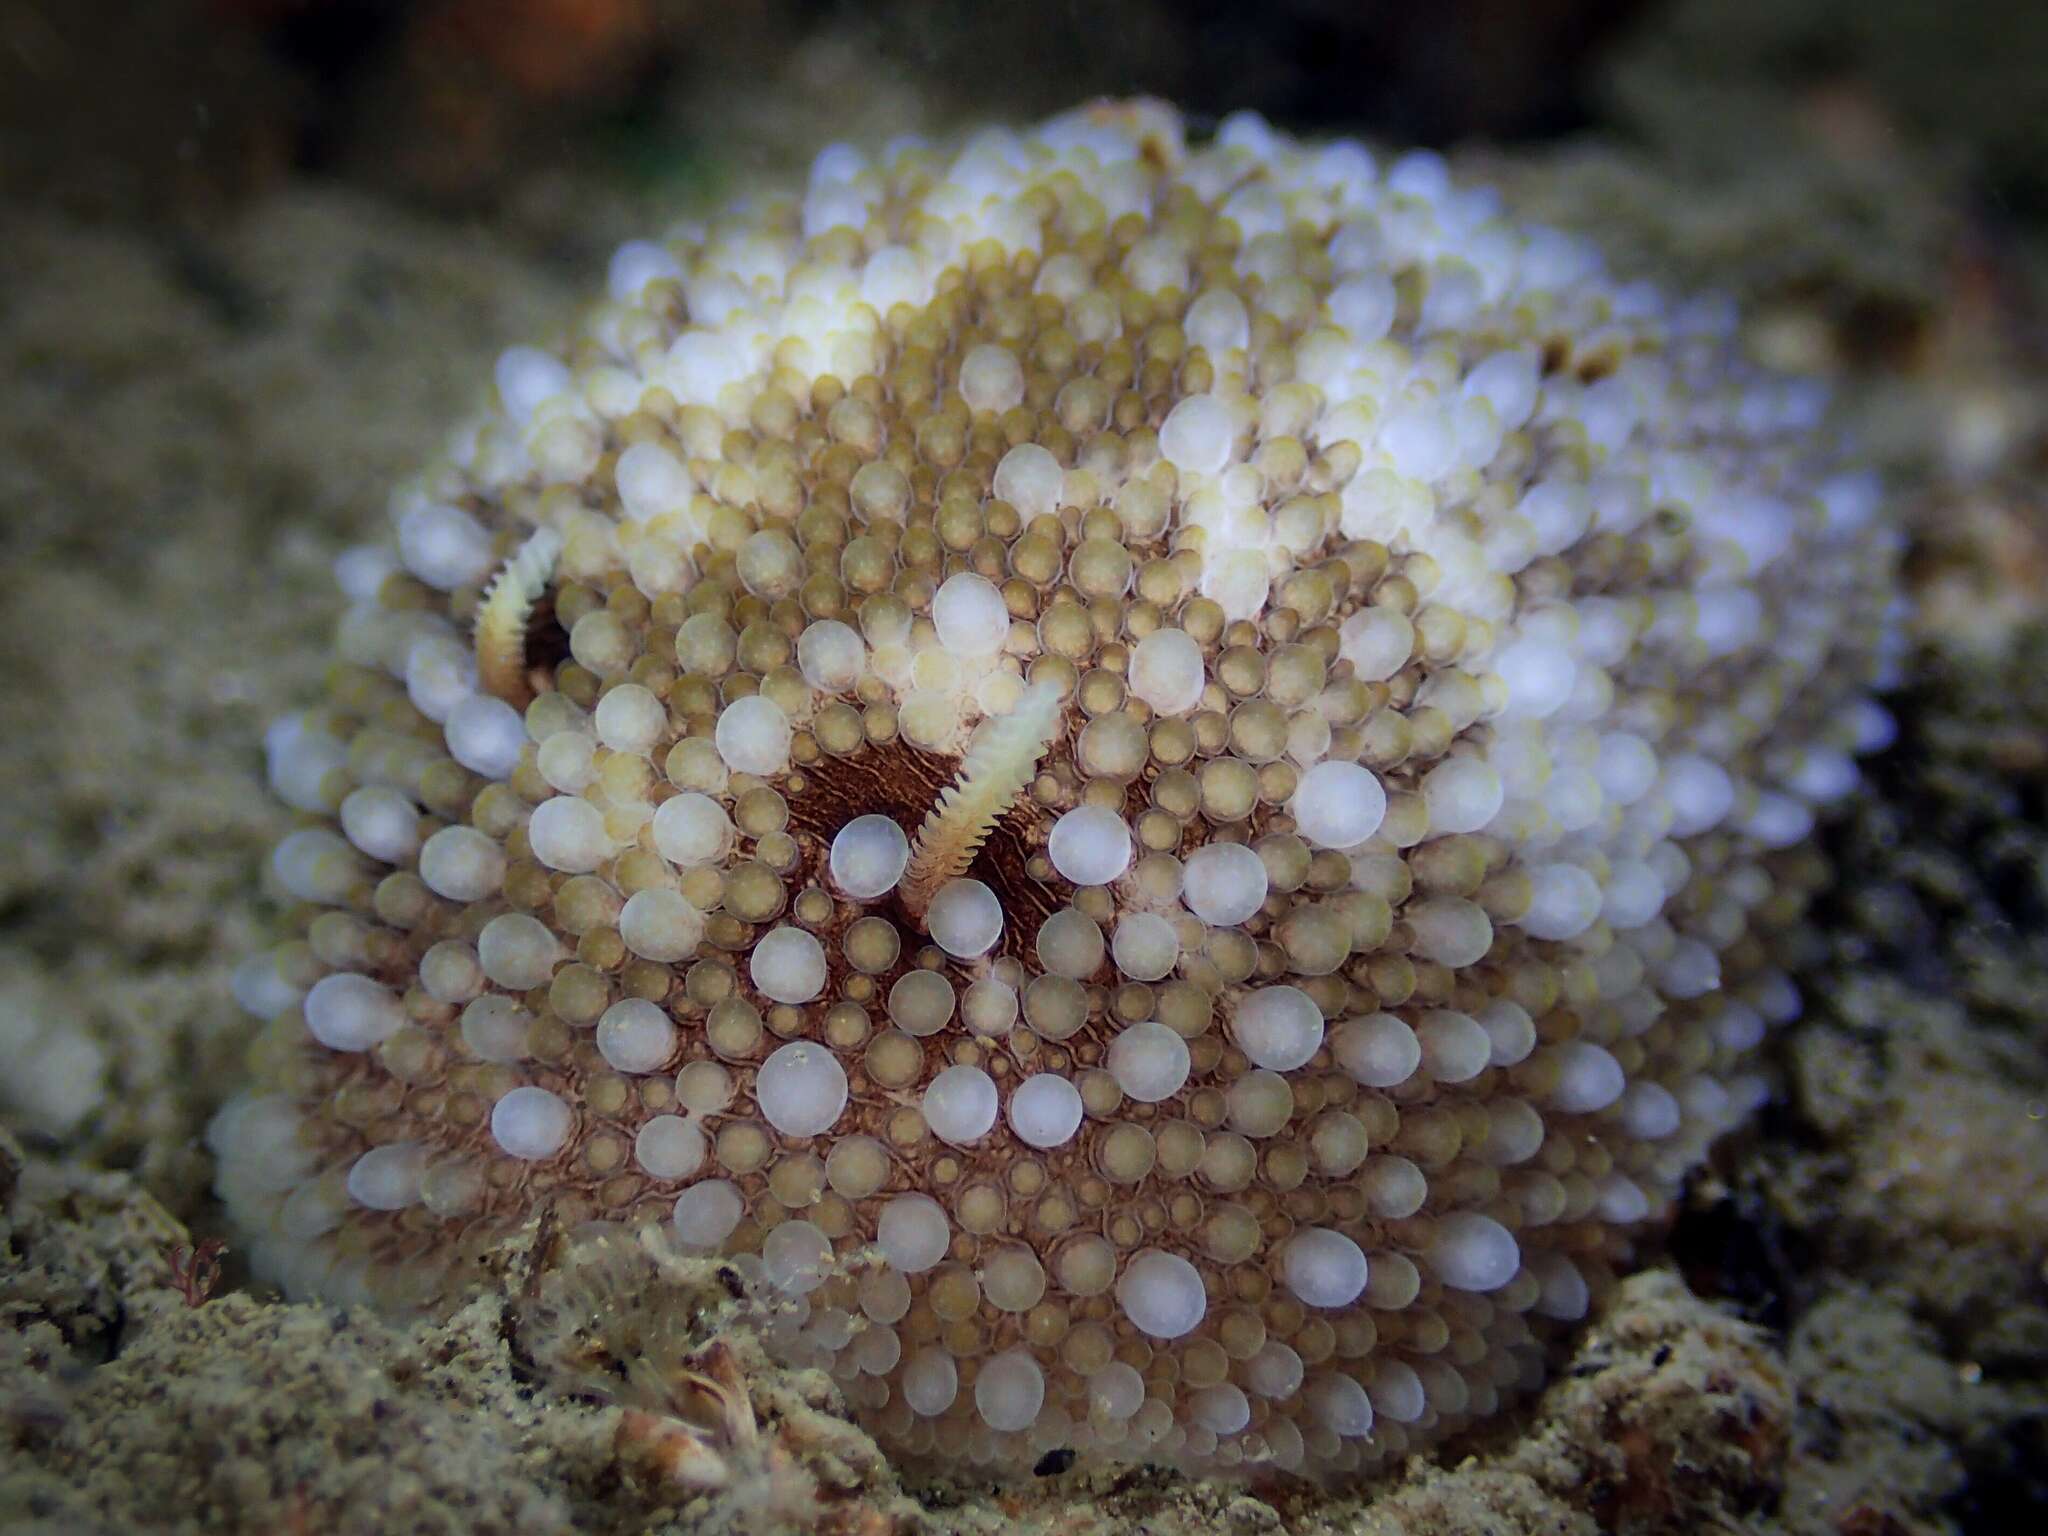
[{"left": 209, "top": 99, "right": 1903, "bottom": 1480}]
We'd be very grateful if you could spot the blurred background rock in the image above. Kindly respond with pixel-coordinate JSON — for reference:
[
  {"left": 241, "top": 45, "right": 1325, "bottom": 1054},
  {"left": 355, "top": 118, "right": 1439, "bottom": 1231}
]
[
  {"left": 2, "top": 0, "right": 1650, "bottom": 216},
  {"left": 2, "top": 4, "right": 2043, "bottom": 1532},
  {"left": 3, "top": 1, "right": 2043, "bottom": 221}
]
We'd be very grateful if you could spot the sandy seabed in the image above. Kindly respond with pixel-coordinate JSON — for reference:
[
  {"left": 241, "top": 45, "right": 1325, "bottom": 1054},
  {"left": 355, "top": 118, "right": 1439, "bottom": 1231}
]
[{"left": 1, "top": 120, "right": 2044, "bottom": 1536}]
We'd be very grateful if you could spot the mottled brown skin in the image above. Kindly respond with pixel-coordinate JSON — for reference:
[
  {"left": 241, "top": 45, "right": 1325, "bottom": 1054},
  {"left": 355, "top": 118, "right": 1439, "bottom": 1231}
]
[{"left": 783, "top": 735, "right": 1066, "bottom": 967}]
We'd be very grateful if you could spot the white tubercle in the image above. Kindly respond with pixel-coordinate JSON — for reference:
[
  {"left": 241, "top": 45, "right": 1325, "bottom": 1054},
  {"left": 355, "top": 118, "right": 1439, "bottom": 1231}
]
[
  {"left": 1106, "top": 1022, "right": 1192, "bottom": 1103},
  {"left": 1244, "top": 1342, "right": 1304, "bottom": 1400},
  {"left": 1291, "top": 761, "right": 1387, "bottom": 848},
  {"left": 346, "top": 1143, "right": 426, "bottom": 1210},
  {"left": 594, "top": 685, "right": 664, "bottom": 754},
  {"left": 537, "top": 732, "right": 596, "bottom": 794},
  {"left": 596, "top": 999, "right": 677, "bottom": 1073},
  {"left": 1282, "top": 1228, "right": 1370, "bottom": 1308},
  {"left": 460, "top": 997, "right": 530, "bottom": 1063},
  {"left": 1415, "top": 1011, "right": 1492, "bottom": 1082},
  {"left": 477, "top": 913, "right": 560, "bottom": 990},
  {"left": 1663, "top": 754, "right": 1735, "bottom": 835},
  {"left": 1008, "top": 1073, "right": 1085, "bottom": 1148},
  {"left": 1185, "top": 281, "right": 1251, "bottom": 348},
  {"left": 1088, "top": 1361, "right": 1145, "bottom": 1421},
  {"left": 1420, "top": 756, "right": 1504, "bottom": 835},
  {"left": 655, "top": 798, "right": 737, "bottom": 872},
  {"left": 634, "top": 1115, "right": 706, "bottom": 1179},
  {"left": 1531, "top": 1251, "right": 1592, "bottom": 1320},
  {"left": 763, "top": 1220, "right": 834, "bottom": 1294},
  {"left": 271, "top": 829, "right": 361, "bottom": 905},
  {"left": 494, "top": 345, "right": 570, "bottom": 423},
  {"left": 230, "top": 953, "right": 303, "bottom": 1022},
  {"left": 1598, "top": 1173, "right": 1652, "bottom": 1223},
  {"left": 1111, "top": 912, "right": 1179, "bottom": 980},
  {"left": 490, "top": 1086, "right": 573, "bottom": 1160},
  {"left": 756, "top": 1043, "right": 849, "bottom": 1137},
  {"left": 1190, "top": 1383, "right": 1251, "bottom": 1435},
  {"left": 959, "top": 344, "right": 1025, "bottom": 413},
  {"left": 303, "top": 973, "right": 407, "bottom": 1052},
  {"left": 1518, "top": 863, "right": 1604, "bottom": 940},
  {"left": 1181, "top": 841, "right": 1270, "bottom": 926},
  {"left": 1602, "top": 861, "right": 1666, "bottom": 928},
  {"left": 922, "top": 1065, "right": 999, "bottom": 1144},
  {"left": 926, "top": 878, "right": 1002, "bottom": 958},
  {"left": 715, "top": 695, "right": 792, "bottom": 776},
  {"left": 1128, "top": 627, "right": 1207, "bottom": 714},
  {"left": 993, "top": 443, "right": 1063, "bottom": 518},
  {"left": 1490, "top": 634, "right": 1577, "bottom": 717},
  {"left": 1548, "top": 1041, "right": 1626, "bottom": 1112},
  {"left": 264, "top": 713, "right": 346, "bottom": 813},
  {"left": 1426, "top": 1211, "right": 1521, "bottom": 1291},
  {"left": 615, "top": 439, "right": 692, "bottom": 517},
  {"left": 1048, "top": 805, "right": 1133, "bottom": 885},
  {"left": 1331, "top": 1013, "right": 1421, "bottom": 1087},
  {"left": 619, "top": 889, "right": 705, "bottom": 963},
  {"left": 751, "top": 926, "right": 828, "bottom": 1005},
  {"left": 1306, "top": 1374, "right": 1374, "bottom": 1437},
  {"left": 1233, "top": 986, "right": 1325, "bottom": 1071},
  {"left": 673, "top": 1180, "right": 744, "bottom": 1248},
  {"left": 398, "top": 503, "right": 495, "bottom": 591},
  {"left": 333, "top": 542, "right": 396, "bottom": 599},
  {"left": 445, "top": 695, "right": 526, "bottom": 779},
  {"left": 1338, "top": 608, "right": 1416, "bottom": 681},
  {"left": 339, "top": 786, "right": 422, "bottom": 864},
  {"left": 975, "top": 1350, "right": 1046, "bottom": 1432},
  {"left": 902, "top": 1348, "right": 958, "bottom": 1415},
  {"left": 418, "top": 827, "right": 505, "bottom": 901},
  {"left": 1329, "top": 272, "right": 1397, "bottom": 340},
  {"left": 1368, "top": 1360, "right": 1427, "bottom": 1422},
  {"left": 931, "top": 572, "right": 1011, "bottom": 654},
  {"left": 1159, "top": 394, "right": 1235, "bottom": 475},
  {"left": 830, "top": 814, "right": 910, "bottom": 899},
  {"left": 877, "top": 1193, "right": 950, "bottom": 1272},
  {"left": 529, "top": 797, "right": 614, "bottom": 873},
  {"left": 738, "top": 530, "right": 802, "bottom": 599},
  {"left": 1407, "top": 898, "right": 1494, "bottom": 966},
  {"left": 797, "top": 619, "right": 867, "bottom": 692},
  {"left": 1116, "top": 1249, "right": 1207, "bottom": 1338}
]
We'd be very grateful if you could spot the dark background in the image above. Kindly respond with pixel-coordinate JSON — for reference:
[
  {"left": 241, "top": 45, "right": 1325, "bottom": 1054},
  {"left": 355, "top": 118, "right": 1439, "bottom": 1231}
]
[{"left": 3, "top": 0, "right": 2044, "bottom": 234}]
